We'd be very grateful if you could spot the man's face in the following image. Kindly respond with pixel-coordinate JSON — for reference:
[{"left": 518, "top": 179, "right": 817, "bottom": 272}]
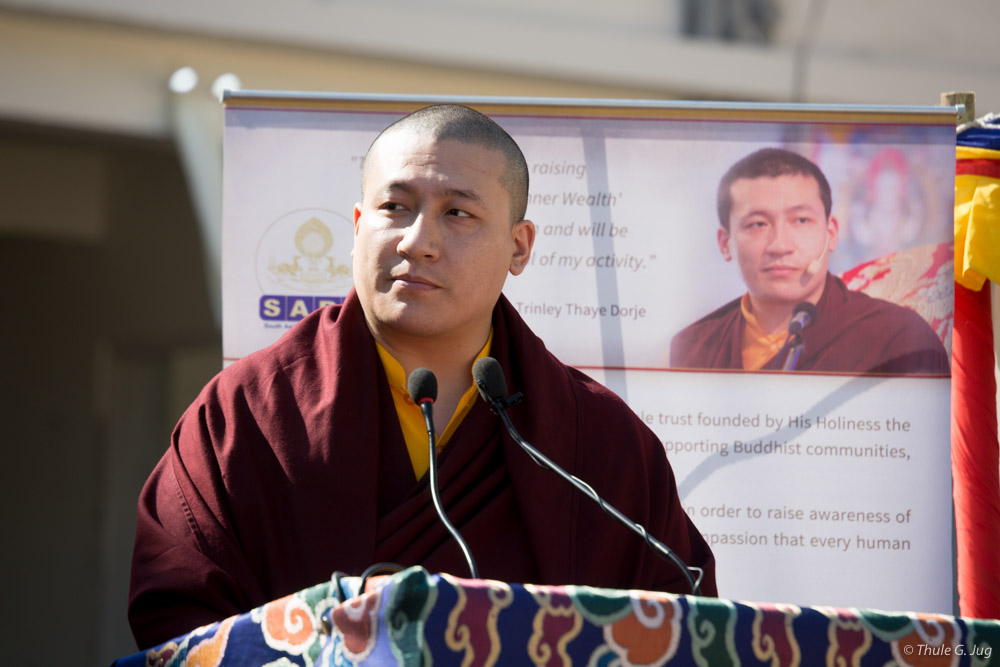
[
  {"left": 353, "top": 131, "right": 534, "bottom": 346},
  {"left": 717, "top": 173, "right": 838, "bottom": 311}
]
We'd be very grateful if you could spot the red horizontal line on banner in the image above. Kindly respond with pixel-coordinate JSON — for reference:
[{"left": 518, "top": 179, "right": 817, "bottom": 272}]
[{"left": 572, "top": 365, "right": 951, "bottom": 378}]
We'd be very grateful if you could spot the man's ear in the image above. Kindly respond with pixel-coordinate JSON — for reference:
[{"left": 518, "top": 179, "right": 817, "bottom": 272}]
[
  {"left": 509, "top": 219, "right": 536, "bottom": 276},
  {"left": 827, "top": 215, "right": 840, "bottom": 253},
  {"left": 717, "top": 226, "right": 733, "bottom": 261}
]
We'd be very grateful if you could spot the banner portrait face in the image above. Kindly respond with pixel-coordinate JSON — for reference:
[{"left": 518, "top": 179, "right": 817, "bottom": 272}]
[{"left": 717, "top": 173, "right": 839, "bottom": 318}]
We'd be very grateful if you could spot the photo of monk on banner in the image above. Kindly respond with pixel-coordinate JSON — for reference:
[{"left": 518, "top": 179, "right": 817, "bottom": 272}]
[{"left": 670, "top": 147, "right": 950, "bottom": 374}]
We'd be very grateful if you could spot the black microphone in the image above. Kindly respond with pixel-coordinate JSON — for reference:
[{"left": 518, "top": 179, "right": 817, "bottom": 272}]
[
  {"left": 407, "top": 368, "right": 479, "bottom": 579},
  {"left": 407, "top": 367, "right": 438, "bottom": 409},
  {"left": 472, "top": 357, "right": 507, "bottom": 403},
  {"left": 788, "top": 302, "right": 819, "bottom": 336},
  {"left": 777, "top": 302, "right": 819, "bottom": 371},
  {"left": 472, "top": 357, "right": 704, "bottom": 596}
]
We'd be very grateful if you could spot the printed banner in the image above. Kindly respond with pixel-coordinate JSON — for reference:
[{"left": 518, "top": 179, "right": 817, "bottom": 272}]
[{"left": 222, "top": 94, "right": 955, "bottom": 612}]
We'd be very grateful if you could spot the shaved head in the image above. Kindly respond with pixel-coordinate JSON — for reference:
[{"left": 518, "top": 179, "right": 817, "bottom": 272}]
[{"left": 362, "top": 104, "right": 529, "bottom": 224}]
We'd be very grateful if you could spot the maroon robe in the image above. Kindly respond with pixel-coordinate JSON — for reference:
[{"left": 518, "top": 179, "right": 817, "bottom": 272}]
[
  {"left": 670, "top": 273, "right": 950, "bottom": 375},
  {"left": 129, "top": 290, "right": 717, "bottom": 649}
]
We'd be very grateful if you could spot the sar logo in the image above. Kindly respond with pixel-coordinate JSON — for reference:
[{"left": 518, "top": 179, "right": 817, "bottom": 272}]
[{"left": 255, "top": 208, "right": 354, "bottom": 293}]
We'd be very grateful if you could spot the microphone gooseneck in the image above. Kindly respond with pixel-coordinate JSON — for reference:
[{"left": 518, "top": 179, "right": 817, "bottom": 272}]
[
  {"left": 407, "top": 368, "right": 479, "bottom": 579},
  {"left": 473, "top": 357, "right": 704, "bottom": 596}
]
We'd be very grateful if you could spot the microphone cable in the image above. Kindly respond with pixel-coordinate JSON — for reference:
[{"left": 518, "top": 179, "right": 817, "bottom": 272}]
[
  {"left": 407, "top": 368, "right": 479, "bottom": 580},
  {"left": 472, "top": 357, "right": 704, "bottom": 596}
]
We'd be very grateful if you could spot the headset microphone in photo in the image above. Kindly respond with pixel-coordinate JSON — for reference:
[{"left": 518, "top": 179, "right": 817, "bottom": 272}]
[
  {"left": 472, "top": 357, "right": 704, "bottom": 596},
  {"left": 801, "top": 228, "right": 831, "bottom": 282}
]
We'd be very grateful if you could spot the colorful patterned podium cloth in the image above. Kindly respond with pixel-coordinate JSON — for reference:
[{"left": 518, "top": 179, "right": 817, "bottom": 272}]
[{"left": 116, "top": 566, "right": 1000, "bottom": 666}]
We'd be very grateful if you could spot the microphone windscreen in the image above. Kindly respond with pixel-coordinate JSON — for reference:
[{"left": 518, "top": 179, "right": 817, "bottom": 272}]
[
  {"left": 789, "top": 301, "right": 819, "bottom": 334},
  {"left": 472, "top": 357, "right": 507, "bottom": 402},
  {"left": 792, "top": 301, "right": 819, "bottom": 322},
  {"left": 407, "top": 368, "right": 438, "bottom": 404}
]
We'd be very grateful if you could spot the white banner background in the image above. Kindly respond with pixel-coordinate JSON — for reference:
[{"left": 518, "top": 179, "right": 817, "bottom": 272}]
[{"left": 222, "top": 96, "right": 955, "bottom": 612}]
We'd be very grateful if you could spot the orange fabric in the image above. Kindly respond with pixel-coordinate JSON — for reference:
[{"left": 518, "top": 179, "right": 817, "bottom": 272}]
[{"left": 738, "top": 294, "right": 788, "bottom": 371}]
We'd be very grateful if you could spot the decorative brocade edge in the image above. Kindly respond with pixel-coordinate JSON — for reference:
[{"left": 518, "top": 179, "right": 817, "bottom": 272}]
[
  {"left": 387, "top": 567, "right": 439, "bottom": 667},
  {"left": 601, "top": 594, "right": 683, "bottom": 667},
  {"left": 812, "top": 606, "right": 873, "bottom": 667},
  {"left": 525, "top": 583, "right": 585, "bottom": 666},
  {"left": 750, "top": 602, "right": 803, "bottom": 667},
  {"left": 440, "top": 574, "right": 515, "bottom": 667},
  {"left": 687, "top": 597, "right": 739, "bottom": 667}
]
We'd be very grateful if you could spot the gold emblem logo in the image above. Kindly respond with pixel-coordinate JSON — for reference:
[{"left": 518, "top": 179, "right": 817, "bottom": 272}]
[{"left": 255, "top": 208, "right": 353, "bottom": 293}]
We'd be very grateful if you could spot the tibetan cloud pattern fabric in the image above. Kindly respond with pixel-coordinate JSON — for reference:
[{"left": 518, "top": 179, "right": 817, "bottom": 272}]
[{"left": 117, "top": 566, "right": 1000, "bottom": 666}]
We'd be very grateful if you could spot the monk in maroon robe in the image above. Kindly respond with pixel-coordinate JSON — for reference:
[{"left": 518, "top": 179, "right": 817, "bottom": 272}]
[
  {"left": 670, "top": 147, "right": 949, "bottom": 375},
  {"left": 671, "top": 272, "right": 950, "bottom": 374},
  {"left": 129, "top": 105, "right": 716, "bottom": 649}
]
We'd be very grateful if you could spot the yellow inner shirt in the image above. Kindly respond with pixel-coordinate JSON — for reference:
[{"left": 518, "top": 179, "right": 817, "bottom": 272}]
[
  {"left": 740, "top": 294, "right": 790, "bottom": 371},
  {"left": 375, "top": 331, "right": 493, "bottom": 479}
]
